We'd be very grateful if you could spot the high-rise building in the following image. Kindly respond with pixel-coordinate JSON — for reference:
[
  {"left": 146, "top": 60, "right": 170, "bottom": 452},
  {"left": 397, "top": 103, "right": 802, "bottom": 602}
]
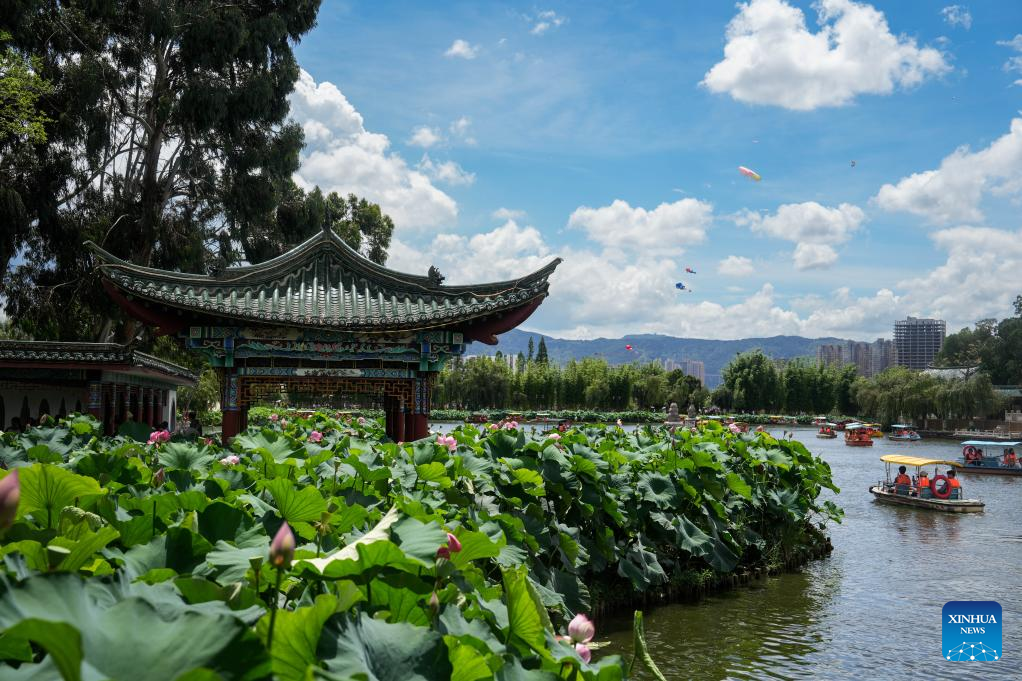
[
  {"left": 848, "top": 341, "right": 872, "bottom": 377},
  {"left": 894, "top": 317, "right": 946, "bottom": 369},
  {"left": 870, "top": 338, "right": 894, "bottom": 376},
  {"left": 681, "top": 359, "right": 705, "bottom": 385},
  {"left": 816, "top": 344, "right": 845, "bottom": 369}
]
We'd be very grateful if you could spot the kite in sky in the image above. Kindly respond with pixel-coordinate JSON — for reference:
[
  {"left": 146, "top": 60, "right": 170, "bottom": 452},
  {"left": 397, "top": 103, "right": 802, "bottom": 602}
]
[
  {"left": 685, "top": 267, "right": 696, "bottom": 274},
  {"left": 625, "top": 344, "right": 633, "bottom": 351},
  {"left": 738, "top": 166, "right": 761, "bottom": 181}
]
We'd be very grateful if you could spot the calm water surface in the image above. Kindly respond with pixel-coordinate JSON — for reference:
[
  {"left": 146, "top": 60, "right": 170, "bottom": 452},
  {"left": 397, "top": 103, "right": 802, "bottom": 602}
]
[{"left": 597, "top": 428, "right": 1022, "bottom": 680}]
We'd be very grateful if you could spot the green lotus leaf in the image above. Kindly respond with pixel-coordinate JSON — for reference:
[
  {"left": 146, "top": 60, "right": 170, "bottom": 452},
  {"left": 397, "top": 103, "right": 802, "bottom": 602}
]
[
  {"left": 317, "top": 611, "right": 452, "bottom": 681},
  {"left": 16, "top": 464, "right": 105, "bottom": 529},
  {"left": 158, "top": 442, "right": 216, "bottom": 473},
  {"left": 265, "top": 478, "right": 327, "bottom": 523}
]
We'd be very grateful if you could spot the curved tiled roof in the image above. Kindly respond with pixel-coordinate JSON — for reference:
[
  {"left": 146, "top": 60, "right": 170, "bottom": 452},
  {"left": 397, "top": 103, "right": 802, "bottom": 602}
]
[
  {"left": 88, "top": 229, "right": 561, "bottom": 332},
  {"left": 0, "top": 341, "right": 196, "bottom": 383}
]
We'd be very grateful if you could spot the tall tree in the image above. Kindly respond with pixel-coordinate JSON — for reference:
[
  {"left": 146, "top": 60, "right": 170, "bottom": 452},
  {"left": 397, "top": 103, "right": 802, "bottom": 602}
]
[
  {"left": 1, "top": 0, "right": 322, "bottom": 339},
  {"left": 535, "top": 337, "right": 548, "bottom": 364},
  {"left": 527, "top": 337, "right": 535, "bottom": 363}
]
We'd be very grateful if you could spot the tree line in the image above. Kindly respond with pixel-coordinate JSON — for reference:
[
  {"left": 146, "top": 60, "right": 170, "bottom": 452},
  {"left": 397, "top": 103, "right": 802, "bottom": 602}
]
[{"left": 1, "top": 2, "right": 395, "bottom": 343}]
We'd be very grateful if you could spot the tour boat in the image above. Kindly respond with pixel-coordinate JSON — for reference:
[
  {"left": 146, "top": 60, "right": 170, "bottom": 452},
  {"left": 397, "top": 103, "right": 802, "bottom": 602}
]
[
  {"left": 866, "top": 423, "right": 884, "bottom": 438},
  {"left": 465, "top": 413, "right": 490, "bottom": 424},
  {"left": 888, "top": 424, "right": 921, "bottom": 441},
  {"left": 844, "top": 423, "right": 874, "bottom": 447},
  {"left": 870, "top": 455, "right": 984, "bottom": 513},
  {"left": 817, "top": 423, "right": 838, "bottom": 439},
  {"left": 956, "top": 440, "right": 1022, "bottom": 476}
]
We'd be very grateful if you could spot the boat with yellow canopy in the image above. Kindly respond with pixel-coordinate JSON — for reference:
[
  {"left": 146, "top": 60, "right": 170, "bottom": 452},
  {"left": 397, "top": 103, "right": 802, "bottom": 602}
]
[{"left": 870, "top": 455, "right": 984, "bottom": 513}]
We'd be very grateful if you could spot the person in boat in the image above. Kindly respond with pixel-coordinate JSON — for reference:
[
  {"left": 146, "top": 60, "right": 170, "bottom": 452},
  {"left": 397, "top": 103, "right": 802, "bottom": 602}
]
[
  {"left": 915, "top": 470, "right": 930, "bottom": 497},
  {"left": 1003, "top": 448, "right": 1018, "bottom": 468},
  {"left": 893, "top": 465, "right": 911, "bottom": 493},
  {"left": 947, "top": 469, "right": 961, "bottom": 498}
]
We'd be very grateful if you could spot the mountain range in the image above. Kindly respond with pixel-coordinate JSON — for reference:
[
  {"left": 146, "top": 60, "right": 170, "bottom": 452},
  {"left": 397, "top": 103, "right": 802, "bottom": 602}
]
[{"left": 471, "top": 329, "right": 853, "bottom": 387}]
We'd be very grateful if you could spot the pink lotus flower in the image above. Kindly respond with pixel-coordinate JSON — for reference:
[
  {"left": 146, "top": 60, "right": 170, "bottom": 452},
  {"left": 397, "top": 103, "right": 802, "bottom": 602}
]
[
  {"left": 728, "top": 423, "right": 741, "bottom": 434},
  {"left": 147, "top": 429, "right": 171, "bottom": 445},
  {"left": 203, "top": 437, "right": 214, "bottom": 446},
  {"left": 567, "top": 613, "right": 595, "bottom": 643},
  {"left": 436, "top": 532, "right": 462, "bottom": 560},
  {"left": 220, "top": 455, "right": 241, "bottom": 466},
  {"left": 0, "top": 470, "right": 20, "bottom": 529},
  {"left": 488, "top": 423, "right": 499, "bottom": 431},
  {"left": 308, "top": 430, "right": 323, "bottom": 443},
  {"left": 357, "top": 416, "right": 366, "bottom": 425},
  {"left": 502, "top": 421, "right": 518, "bottom": 430},
  {"left": 270, "top": 413, "right": 279, "bottom": 422},
  {"left": 548, "top": 433, "right": 561, "bottom": 441},
  {"left": 575, "top": 643, "right": 591, "bottom": 663},
  {"left": 437, "top": 434, "right": 457, "bottom": 451},
  {"left": 270, "top": 522, "right": 296, "bottom": 569}
]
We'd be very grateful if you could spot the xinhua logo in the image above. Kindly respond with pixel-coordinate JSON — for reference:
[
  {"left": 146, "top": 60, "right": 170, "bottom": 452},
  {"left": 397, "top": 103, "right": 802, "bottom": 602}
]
[{"left": 943, "top": 601, "right": 1002, "bottom": 661}]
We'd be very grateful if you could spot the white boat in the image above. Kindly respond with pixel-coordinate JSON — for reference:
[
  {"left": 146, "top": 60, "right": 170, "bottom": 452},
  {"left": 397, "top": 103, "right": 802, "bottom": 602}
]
[{"left": 888, "top": 424, "right": 921, "bottom": 441}]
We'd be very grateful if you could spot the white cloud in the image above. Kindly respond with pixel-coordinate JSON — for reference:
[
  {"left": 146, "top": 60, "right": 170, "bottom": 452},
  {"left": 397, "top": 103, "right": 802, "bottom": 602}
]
[
  {"left": 718, "top": 255, "right": 755, "bottom": 277},
  {"left": 738, "top": 201, "right": 865, "bottom": 244},
  {"left": 417, "top": 154, "right": 476, "bottom": 186},
  {"left": 792, "top": 243, "right": 838, "bottom": 270},
  {"left": 408, "top": 126, "right": 442, "bottom": 148},
  {"left": 873, "top": 117, "right": 1022, "bottom": 225},
  {"left": 998, "top": 35, "right": 1022, "bottom": 85},
  {"left": 567, "top": 198, "right": 713, "bottom": 256},
  {"left": 492, "top": 207, "right": 526, "bottom": 220},
  {"left": 530, "top": 10, "right": 566, "bottom": 36},
  {"left": 444, "top": 39, "right": 479, "bottom": 59},
  {"left": 289, "top": 70, "right": 457, "bottom": 230},
  {"left": 736, "top": 201, "right": 863, "bottom": 270},
  {"left": 941, "top": 5, "right": 972, "bottom": 29},
  {"left": 702, "top": 0, "right": 950, "bottom": 110}
]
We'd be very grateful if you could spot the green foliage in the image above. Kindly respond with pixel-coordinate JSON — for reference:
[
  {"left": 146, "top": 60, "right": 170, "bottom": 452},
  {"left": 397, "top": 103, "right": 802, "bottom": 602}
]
[
  {"left": 936, "top": 309, "right": 1022, "bottom": 385},
  {"left": 0, "top": 411, "right": 838, "bottom": 679},
  {"left": 852, "top": 366, "right": 1001, "bottom": 425},
  {"left": 0, "top": 36, "right": 50, "bottom": 145}
]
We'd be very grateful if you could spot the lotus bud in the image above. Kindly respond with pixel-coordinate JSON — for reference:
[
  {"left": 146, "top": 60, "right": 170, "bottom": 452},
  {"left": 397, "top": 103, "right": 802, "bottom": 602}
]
[
  {"left": 575, "top": 643, "right": 592, "bottom": 663},
  {"left": 308, "top": 430, "right": 323, "bottom": 443},
  {"left": 428, "top": 591, "right": 440, "bottom": 615},
  {"left": 549, "top": 433, "right": 561, "bottom": 441},
  {"left": 270, "top": 413, "right": 279, "bottom": 422},
  {"left": 357, "top": 416, "right": 366, "bottom": 425},
  {"left": 436, "top": 532, "right": 462, "bottom": 560},
  {"left": 567, "top": 613, "right": 595, "bottom": 643},
  {"left": 270, "top": 522, "right": 296, "bottom": 569},
  {"left": 0, "top": 470, "right": 20, "bottom": 529},
  {"left": 153, "top": 467, "right": 165, "bottom": 487}
]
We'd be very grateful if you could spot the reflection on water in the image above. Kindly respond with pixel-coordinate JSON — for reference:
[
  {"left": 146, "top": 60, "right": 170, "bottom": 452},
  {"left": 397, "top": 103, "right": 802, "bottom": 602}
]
[{"left": 595, "top": 428, "right": 1022, "bottom": 680}]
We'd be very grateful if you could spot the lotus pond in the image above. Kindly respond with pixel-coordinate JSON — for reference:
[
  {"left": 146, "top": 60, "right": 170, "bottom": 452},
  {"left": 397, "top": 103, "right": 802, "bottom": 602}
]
[{"left": 0, "top": 413, "right": 840, "bottom": 680}]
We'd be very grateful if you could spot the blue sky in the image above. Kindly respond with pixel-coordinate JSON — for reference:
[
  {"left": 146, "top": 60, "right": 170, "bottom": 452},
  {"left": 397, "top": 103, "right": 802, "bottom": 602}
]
[{"left": 289, "top": 0, "right": 1022, "bottom": 341}]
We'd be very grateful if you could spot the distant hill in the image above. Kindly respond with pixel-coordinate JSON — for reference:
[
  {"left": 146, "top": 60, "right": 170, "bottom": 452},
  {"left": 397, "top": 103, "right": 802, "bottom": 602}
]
[{"left": 469, "top": 329, "right": 852, "bottom": 387}]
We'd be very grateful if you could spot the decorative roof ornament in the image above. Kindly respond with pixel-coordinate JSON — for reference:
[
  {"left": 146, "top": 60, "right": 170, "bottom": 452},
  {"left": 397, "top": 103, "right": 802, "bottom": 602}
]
[{"left": 427, "top": 265, "right": 445, "bottom": 287}]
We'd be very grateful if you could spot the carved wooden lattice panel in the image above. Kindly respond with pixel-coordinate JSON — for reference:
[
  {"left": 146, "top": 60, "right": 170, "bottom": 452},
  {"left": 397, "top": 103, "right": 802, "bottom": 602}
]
[{"left": 239, "top": 376, "right": 416, "bottom": 407}]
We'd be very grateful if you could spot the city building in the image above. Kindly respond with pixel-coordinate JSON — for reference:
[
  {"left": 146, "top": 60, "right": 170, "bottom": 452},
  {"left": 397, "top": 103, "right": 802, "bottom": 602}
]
[
  {"left": 848, "top": 341, "right": 872, "bottom": 377},
  {"left": 681, "top": 359, "right": 705, "bottom": 385},
  {"left": 870, "top": 338, "right": 894, "bottom": 377},
  {"left": 894, "top": 317, "right": 946, "bottom": 370},
  {"left": 816, "top": 344, "right": 845, "bottom": 369}
]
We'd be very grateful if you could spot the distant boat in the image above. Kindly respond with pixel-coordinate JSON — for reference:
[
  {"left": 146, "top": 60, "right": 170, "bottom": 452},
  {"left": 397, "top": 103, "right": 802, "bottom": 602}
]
[
  {"left": 888, "top": 424, "right": 921, "bottom": 441},
  {"left": 817, "top": 422, "right": 837, "bottom": 439},
  {"left": 844, "top": 423, "right": 873, "bottom": 447}
]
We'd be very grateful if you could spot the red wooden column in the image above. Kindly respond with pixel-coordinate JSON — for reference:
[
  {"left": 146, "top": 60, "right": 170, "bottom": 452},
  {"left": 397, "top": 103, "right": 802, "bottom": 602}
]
[
  {"left": 220, "top": 368, "right": 242, "bottom": 442},
  {"left": 393, "top": 398, "right": 406, "bottom": 443}
]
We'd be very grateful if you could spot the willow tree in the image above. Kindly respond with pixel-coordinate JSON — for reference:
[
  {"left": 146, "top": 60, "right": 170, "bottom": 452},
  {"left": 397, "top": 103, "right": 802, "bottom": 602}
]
[{"left": 0, "top": 0, "right": 325, "bottom": 339}]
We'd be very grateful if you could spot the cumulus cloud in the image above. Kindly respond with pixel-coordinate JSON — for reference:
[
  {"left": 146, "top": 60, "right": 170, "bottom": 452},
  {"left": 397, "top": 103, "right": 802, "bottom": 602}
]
[
  {"left": 941, "top": 5, "right": 972, "bottom": 29},
  {"left": 530, "top": 10, "right": 566, "bottom": 36},
  {"left": 444, "top": 39, "right": 479, "bottom": 59},
  {"left": 702, "top": 0, "right": 950, "bottom": 110},
  {"left": 736, "top": 201, "right": 864, "bottom": 270},
  {"left": 792, "top": 243, "right": 839, "bottom": 270},
  {"left": 718, "top": 255, "right": 755, "bottom": 276},
  {"left": 289, "top": 70, "right": 457, "bottom": 230},
  {"left": 873, "top": 117, "right": 1022, "bottom": 225},
  {"left": 417, "top": 154, "right": 476, "bottom": 186},
  {"left": 567, "top": 198, "right": 713, "bottom": 256},
  {"left": 408, "top": 126, "right": 442, "bottom": 148}
]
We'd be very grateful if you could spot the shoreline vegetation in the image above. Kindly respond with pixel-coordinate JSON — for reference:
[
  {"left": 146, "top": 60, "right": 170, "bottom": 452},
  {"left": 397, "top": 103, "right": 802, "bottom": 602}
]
[{"left": 0, "top": 411, "right": 839, "bottom": 679}]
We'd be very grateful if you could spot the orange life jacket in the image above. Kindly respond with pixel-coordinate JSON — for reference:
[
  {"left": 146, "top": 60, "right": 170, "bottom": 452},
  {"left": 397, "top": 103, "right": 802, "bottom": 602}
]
[
  {"left": 948, "top": 477, "right": 961, "bottom": 488},
  {"left": 894, "top": 473, "right": 911, "bottom": 486},
  {"left": 918, "top": 476, "right": 929, "bottom": 490}
]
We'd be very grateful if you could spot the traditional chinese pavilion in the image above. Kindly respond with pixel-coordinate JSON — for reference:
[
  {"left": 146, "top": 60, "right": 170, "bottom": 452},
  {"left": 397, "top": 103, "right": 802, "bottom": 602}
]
[
  {"left": 90, "top": 227, "right": 560, "bottom": 441},
  {"left": 0, "top": 341, "right": 195, "bottom": 434}
]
